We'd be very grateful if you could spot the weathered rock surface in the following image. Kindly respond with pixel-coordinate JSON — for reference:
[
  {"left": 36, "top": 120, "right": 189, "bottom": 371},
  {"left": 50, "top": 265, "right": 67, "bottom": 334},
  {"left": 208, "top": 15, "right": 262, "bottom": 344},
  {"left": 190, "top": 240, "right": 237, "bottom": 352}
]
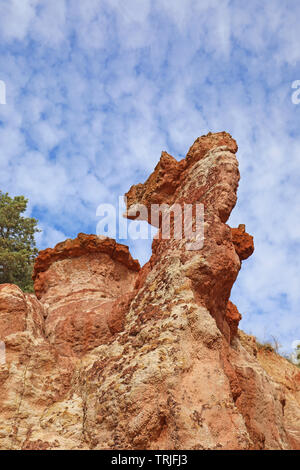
[
  {"left": 0, "top": 132, "right": 299, "bottom": 450},
  {"left": 32, "top": 234, "right": 139, "bottom": 357}
]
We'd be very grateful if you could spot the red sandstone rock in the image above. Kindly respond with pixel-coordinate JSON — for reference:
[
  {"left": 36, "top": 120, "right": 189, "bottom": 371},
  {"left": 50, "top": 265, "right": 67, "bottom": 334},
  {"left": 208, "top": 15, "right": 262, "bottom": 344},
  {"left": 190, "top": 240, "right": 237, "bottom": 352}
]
[
  {"left": 33, "top": 233, "right": 140, "bottom": 285},
  {"left": 225, "top": 300, "right": 242, "bottom": 342},
  {"left": 231, "top": 224, "right": 254, "bottom": 261},
  {"left": 0, "top": 285, "right": 77, "bottom": 449},
  {"left": 0, "top": 132, "right": 299, "bottom": 450},
  {"left": 33, "top": 235, "right": 140, "bottom": 356},
  {"left": 125, "top": 131, "right": 242, "bottom": 337}
]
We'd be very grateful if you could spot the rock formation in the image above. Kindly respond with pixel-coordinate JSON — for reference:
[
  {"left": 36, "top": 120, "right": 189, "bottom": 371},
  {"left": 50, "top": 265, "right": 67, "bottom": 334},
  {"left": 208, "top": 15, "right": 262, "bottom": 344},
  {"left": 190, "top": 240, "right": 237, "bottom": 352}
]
[{"left": 0, "top": 132, "right": 299, "bottom": 450}]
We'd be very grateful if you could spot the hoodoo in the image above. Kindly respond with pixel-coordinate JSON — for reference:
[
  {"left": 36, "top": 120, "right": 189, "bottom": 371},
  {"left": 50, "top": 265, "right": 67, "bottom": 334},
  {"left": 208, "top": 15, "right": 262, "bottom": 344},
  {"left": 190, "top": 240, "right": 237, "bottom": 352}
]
[{"left": 0, "top": 132, "right": 299, "bottom": 450}]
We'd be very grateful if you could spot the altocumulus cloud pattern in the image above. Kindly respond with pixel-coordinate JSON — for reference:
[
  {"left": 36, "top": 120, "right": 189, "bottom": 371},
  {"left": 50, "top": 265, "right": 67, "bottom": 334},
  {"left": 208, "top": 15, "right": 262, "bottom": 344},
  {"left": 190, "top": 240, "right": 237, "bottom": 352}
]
[{"left": 0, "top": 0, "right": 299, "bottom": 353}]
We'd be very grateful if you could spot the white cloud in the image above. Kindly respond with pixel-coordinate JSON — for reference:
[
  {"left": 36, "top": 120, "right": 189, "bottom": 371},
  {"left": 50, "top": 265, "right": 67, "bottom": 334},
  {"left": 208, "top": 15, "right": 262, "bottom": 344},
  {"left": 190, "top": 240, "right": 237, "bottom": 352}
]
[
  {"left": 0, "top": 0, "right": 38, "bottom": 41},
  {"left": 35, "top": 223, "right": 67, "bottom": 250}
]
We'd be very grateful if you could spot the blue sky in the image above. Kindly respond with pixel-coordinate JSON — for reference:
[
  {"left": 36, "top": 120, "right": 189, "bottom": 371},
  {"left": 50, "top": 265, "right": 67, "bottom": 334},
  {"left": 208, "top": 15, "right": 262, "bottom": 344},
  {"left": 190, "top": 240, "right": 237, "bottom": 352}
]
[{"left": 0, "top": 0, "right": 299, "bottom": 353}]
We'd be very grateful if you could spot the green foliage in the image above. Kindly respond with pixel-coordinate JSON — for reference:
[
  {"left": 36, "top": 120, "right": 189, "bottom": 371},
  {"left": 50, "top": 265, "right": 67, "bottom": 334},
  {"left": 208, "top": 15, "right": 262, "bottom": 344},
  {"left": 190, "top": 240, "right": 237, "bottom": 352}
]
[
  {"left": 280, "top": 345, "right": 300, "bottom": 369},
  {"left": 296, "top": 344, "right": 300, "bottom": 368},
  {"left": 0, "top": 191, "right": 40, "bottom": 292},
  {"left": 286, "top": 343, "right": 300, "bottom": 368}
]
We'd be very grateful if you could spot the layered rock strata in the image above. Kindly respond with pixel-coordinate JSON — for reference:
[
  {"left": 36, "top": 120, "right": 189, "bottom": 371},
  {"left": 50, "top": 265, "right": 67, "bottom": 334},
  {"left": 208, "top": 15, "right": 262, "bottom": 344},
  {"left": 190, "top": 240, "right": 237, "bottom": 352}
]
[{"left": 0, "top": 132, "right": 299, "bottom": 450}]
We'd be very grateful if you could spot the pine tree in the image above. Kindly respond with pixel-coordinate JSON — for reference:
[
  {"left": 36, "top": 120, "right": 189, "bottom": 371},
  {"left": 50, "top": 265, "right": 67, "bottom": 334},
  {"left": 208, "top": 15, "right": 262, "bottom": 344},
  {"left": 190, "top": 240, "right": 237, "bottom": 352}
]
[{"left": 0, "top": 191, "right": 40, "bottom": 292}]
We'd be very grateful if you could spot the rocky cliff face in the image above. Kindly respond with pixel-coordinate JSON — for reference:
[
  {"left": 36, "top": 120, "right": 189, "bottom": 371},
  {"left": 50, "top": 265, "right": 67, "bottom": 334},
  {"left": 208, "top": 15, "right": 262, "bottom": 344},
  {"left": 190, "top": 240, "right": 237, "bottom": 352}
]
[{"left": 0, "top": 132, "right": 299, "bottom": 450}]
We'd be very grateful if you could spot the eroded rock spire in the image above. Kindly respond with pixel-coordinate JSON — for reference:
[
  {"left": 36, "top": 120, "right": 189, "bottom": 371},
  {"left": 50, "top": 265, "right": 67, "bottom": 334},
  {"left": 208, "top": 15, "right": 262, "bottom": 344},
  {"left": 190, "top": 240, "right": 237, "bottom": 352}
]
[{"left": 0, "top": 132, "right": 299, "bottom": 450}]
